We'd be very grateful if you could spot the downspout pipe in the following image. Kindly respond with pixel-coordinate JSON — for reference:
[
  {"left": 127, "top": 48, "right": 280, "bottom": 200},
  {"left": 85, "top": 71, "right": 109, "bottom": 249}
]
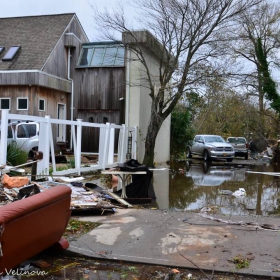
[
  {"left": 68, "top": 47, "right": 74, "bottom": 150},
  {"left": 125, "top": 48, "right": 131, "bottom": 126}
]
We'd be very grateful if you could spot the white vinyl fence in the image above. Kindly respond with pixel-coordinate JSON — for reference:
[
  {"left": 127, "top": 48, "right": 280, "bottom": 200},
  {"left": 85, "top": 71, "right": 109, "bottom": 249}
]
[{"left": 0, "top": 110, "right": 138, "bottom": 176}]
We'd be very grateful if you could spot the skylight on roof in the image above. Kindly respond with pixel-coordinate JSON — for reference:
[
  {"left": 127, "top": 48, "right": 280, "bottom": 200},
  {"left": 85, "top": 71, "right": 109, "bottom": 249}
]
[
  {"left": 77, "top": 45, "right": 125, "bottom": 67},
  {"left": 2, "top": 46, "right": 21, "bottom": 61},
  {"left": 0, "top": 46, "right": 4, "bottom": 55}
]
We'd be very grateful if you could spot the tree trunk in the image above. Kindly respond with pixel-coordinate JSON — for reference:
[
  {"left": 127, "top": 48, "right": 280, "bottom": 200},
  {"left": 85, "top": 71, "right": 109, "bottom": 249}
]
[
  {"left": 142, "top": 110, "right": 164, "bottom": 167},
  {"left": 258, "top": 79, "right": 265, "bottom": 135}
]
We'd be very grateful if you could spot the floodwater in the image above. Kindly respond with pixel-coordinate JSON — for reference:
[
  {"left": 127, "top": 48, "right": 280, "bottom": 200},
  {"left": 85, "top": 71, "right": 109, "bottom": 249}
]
[{"left": 152, "top": 159, "right": 280, "bottom": 216}]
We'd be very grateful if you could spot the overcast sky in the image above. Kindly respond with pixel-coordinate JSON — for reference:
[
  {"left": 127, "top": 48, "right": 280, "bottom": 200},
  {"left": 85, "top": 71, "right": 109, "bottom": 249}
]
[{"left": 0, "top": 0, "right": 132, "bottom": 41}]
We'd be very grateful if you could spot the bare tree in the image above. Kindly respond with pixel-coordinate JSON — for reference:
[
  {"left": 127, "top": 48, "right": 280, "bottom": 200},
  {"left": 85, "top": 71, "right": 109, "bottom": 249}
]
[
  {"left": 226, "top": 1, "right": 280, "bottom": 135},
  {"left": 92, "top": 0, "right": 261, "bottom": 166}
]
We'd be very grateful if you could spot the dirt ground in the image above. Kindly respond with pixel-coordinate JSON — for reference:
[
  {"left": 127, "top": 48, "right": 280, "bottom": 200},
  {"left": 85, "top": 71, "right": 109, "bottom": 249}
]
[{"left": 18, "top": 248, "right": 269, "bottom": 280}]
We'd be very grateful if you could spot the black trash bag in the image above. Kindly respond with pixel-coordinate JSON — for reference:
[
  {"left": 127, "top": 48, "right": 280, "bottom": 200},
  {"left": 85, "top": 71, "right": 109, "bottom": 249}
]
[
  {"left": 18, "top": 184, "right": 41, "bottom": 199},
  {"left": 115, "top": 159, "right": 156, "bottom": 199}
]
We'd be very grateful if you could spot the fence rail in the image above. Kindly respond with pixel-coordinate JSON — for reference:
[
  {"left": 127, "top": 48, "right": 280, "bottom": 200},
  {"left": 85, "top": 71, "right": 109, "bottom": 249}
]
[{"left": 0, "top": 110, "right": 138, "bottom": 176}]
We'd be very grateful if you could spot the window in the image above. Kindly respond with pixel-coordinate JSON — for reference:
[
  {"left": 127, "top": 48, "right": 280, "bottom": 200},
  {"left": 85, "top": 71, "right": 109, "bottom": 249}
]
[
  {"left": 39, "top": 99, "right": 45, "bottom": 111},
  {"left": 115, "top": 47, "right": 125, "bottom": 65},
  {"left": 77, "top": 44, "right": 125, "bottom": 67},
  {"left": 102, "top": 47, "right": 117, "bottom": 66},
  {"left": 24, "top": 124, "right": 37, "bottom": 137},
  {"left": 17, "top": 125, "right": 26, "bottom": 138},
  {"left": 2, "top": 46, "right": 21, "bottom": 61},
  {"left": 79, "top": 48, "right": 94, "bottom": 66},
  {"left": 90, "top": 47, "right": 104, "bottom": 66},
  {"left": 17, "top": 98, "right": 28, "bottom": 110},
  {"left": 0, "top": 98, "right": 10, "bottom": 109}
]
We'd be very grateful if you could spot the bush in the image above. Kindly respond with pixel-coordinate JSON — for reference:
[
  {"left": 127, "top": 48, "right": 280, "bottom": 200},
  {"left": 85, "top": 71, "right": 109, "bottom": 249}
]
[
  {"left": 6, "top": 143, "right": 28, "bottom": 166},
  {"left": 171, "top": 106, "right": 195, "bottom": 158}
]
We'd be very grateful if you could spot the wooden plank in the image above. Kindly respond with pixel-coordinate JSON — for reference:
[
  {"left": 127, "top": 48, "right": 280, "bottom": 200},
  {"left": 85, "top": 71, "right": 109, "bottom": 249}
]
[
  {"left": 110, "top": 198, "right": 152, "bottom": 205},
  {"left": 104, "top": 190, "right": 132, "bottom": 208}
]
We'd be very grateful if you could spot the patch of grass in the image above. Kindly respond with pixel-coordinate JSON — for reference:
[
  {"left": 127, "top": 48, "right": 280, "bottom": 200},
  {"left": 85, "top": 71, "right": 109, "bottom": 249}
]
[
  {"left": 49, "top": 165, "right": 69, "bottom": 175},
  {"left": 6, "top": 143, "right": 28, "bottom": 166},
  {"left": 233, "top": 255, "right": 250, "bottom": 269},
  {"left": 68, "top": 157, "right": 75, "bottom": 168},
  {"left": 63, "top": 218, "right": 101, "bottom": 238}
]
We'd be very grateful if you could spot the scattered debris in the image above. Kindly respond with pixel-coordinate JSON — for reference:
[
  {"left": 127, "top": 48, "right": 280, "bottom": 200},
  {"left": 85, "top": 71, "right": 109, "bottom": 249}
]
[
  {"left": 0, "top": 158, "right": 154, "bottom": 214},
  {"left": 55, "top": 176, "right": 85, "bottom": 183},
  {"left": 31, "top": 260, "right": 52, "bottom": 269},
  {"left": 232, "top": 188, "right": 246, "bottom": 197},
  {"left": 2, "top": 174, "right": 29, "bottom": 189},
  {"left": 220, "top": 188, "right": 246, "bottom": 197},
  {"left": 0, "top": 163, "right": 143, "bottom": 213},
  {"left": 219, "top": 190, "right": 233, "bottom": 196},
  {"left": 199, "top": 208, "right": 280, "bottom": 231},
  {"left": 18, "top": 184, "right": 41, "bottom": 199}
]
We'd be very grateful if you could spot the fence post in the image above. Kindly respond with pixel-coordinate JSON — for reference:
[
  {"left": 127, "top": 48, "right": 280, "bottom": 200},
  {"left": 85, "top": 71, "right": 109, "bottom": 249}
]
[
  {"left": 119, "top": 125, "right": 128, "bottom": 162},
  {"left": 103, "top": 123, "right": 111, "bottom": 168},
  {"left": 108, "top": 126, "right": 115, "bottom": 164},
  {"left": 71, "top": 123, "right": 77, "bottom": 154},
  {"left": 37, "top": 116, "right": 51, "bottom": 176},
  {"left": 0, "top": 110, "right": 9, "bottom": 166},
  {"left": 76, "top": 119, "right": 82, "bottom": 175}
]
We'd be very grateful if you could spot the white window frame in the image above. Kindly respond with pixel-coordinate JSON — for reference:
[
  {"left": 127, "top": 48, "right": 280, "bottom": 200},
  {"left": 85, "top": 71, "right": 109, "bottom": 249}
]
[
  {"left": 38, "top": 99, "right": 45, "bottom": 111},
  {"left": 17, "top": 97, "right": 28, "bottom": 110},
  {"left": 0, "top": 98, "right": 11, "bottom": 109}
]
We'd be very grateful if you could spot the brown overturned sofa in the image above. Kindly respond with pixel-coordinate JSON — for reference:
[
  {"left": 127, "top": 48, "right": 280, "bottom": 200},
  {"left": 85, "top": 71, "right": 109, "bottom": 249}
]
[{"left": 0, "top": 185, "right": 72, "bottom": 275}]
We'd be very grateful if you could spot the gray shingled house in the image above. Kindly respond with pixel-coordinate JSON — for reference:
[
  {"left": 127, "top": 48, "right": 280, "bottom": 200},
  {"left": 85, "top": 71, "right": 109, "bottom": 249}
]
[
  {"left": 0, "top": 13, "right": 88, "bottom": 147},
  {"left": 0, "top": 14, "right": 127, "bottom": 154}
]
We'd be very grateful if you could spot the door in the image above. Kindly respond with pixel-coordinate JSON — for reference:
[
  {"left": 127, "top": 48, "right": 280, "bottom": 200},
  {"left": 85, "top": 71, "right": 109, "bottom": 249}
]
[
  {"left": 192, "top": 135, "right": 203, "bottom": 155},
  {"left": 57, "top": 103, "right": 66, "bottom": 142}
]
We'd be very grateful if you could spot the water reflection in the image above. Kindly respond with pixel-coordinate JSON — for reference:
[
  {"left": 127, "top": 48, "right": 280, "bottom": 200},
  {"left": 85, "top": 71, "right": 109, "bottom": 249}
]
[
  {"left": 153, "top": 160, "right": 280, "bottom": 216},
  {"left": 153, "top": 169, "right": 170, "bottom": 209}
]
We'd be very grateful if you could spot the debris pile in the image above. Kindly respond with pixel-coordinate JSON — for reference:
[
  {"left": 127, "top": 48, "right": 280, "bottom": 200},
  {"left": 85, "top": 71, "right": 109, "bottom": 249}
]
[
  {"left": 0, "top": 174, "right": 40, "bottom": 205},
  {"left": 0, "top": 173, "right": 124, "bottom": 214},
  {"left": 68, "top": 181, "right": 119, "bottom": 214}
]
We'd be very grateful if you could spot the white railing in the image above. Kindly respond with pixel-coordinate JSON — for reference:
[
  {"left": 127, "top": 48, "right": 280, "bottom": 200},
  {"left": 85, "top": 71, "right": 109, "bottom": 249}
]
[{"left": 0, "top": 110, "right": 138, "bottom": 176}]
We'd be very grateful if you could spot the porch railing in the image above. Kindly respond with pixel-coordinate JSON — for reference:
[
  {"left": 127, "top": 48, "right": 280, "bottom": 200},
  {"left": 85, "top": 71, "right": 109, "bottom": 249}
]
[{"left": 0, "top": 109, "right": 138, "bottom": 176}]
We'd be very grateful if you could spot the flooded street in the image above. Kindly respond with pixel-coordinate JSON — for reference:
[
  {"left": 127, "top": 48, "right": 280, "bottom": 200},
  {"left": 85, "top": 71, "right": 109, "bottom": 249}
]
[{"left": 153, "top": 159, "right": 280, "bottom": 216}]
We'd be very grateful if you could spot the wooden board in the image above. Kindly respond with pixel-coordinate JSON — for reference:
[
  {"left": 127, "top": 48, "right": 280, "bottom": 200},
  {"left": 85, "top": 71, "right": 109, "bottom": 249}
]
[{"left": 110, "top": 197, "right": 152, "bottom": 205}]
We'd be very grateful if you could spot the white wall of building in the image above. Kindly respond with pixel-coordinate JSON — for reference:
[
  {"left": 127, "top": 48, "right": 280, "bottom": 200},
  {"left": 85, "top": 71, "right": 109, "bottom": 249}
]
[{"left": 125, "top": 48, "right": 170, "bottom": 164}]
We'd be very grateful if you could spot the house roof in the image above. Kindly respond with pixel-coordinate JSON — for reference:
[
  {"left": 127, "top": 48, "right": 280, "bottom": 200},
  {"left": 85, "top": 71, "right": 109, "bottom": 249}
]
[{"left": 0, "top": 13, "right": 78, "bottom": 71}]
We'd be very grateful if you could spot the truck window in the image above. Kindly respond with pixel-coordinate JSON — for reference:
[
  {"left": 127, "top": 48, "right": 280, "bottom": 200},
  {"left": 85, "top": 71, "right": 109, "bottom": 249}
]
[
  {"left": 25, "top": 124, "right": 37, "bottom": 137},
  {"left": 17, "top": 124, "right": 37, "bottom": 138},
  {"left": 17, "top": 125, "right": 26, "bottom": 138}
]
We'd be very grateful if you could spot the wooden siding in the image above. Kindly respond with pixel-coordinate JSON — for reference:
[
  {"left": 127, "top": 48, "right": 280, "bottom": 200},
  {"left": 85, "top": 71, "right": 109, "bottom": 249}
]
[
  {"left": 43, "top": 20, "right": 87, "bottom": 79},
  {"left": 0, "top": 85, "right": 69, "bottom": 144},
  {"left": 74, "top": 68, "right": 125, "bottom": 110},
  {"left": 74, "top": 67, "right": 126, "bottom": 152},
  {"left": 77, "top": 110, "right": 120, "bottom": 152},
  {"left": 0, "top": 72, "right": 71, "bottom": 92}
]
